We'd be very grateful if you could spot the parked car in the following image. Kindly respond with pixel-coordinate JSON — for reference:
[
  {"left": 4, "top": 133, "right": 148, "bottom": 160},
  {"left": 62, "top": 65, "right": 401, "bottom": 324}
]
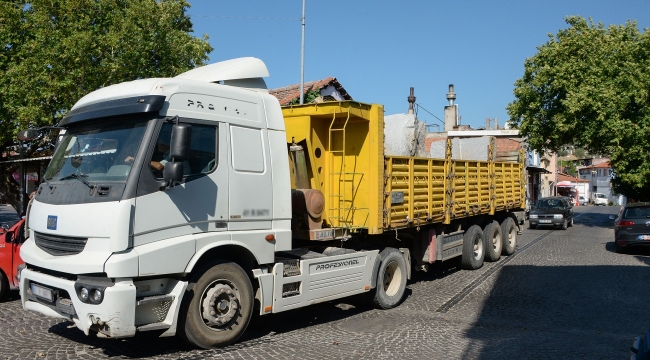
[
  {"left": 0, "top": 218, "right": 26, "bottom": 299},
  {"left": 614, "top": 202, "right": 650, "bottom": 253},
  {"left": 528, "top": 196, "right": 574, "bottom": 230},
  {"left": 592, "top": 192, "right": 608, "bottom": 206},
  {"left": 579, "top": 196, "right": 589, "bottom": 206}
]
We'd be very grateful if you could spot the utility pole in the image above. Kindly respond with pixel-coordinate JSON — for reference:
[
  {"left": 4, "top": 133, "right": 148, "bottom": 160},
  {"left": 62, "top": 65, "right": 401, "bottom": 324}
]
[{"left": 299, "top": 0, "right": 306, "bottom": 105}]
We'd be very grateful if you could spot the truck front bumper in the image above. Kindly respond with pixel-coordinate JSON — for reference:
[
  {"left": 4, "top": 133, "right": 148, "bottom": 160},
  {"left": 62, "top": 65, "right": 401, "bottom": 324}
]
[{"left": 20, "top": 268, "right": 137, "bottom": 338}]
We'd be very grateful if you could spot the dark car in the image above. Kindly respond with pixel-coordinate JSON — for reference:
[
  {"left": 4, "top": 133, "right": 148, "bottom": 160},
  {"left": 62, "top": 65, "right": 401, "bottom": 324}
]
[
  {"left": 528, "top": 196, "right": 574, "bottom": 230},
  {"left": 614, "top": 202, "right": 650, "bottom": 253}
]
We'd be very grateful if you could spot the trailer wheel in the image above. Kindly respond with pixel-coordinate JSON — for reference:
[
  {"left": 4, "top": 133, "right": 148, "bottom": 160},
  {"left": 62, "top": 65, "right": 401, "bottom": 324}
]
[
  {"left": 501, "top": 217, "right": 517, "bottom": 256},
  {"left": 371, "top": 248, "right": 407, "bottom": 309},
  {"left": 483, "top": 221, "right": 502, "bottom": 262},
  {"left": 178, "top": 260, "right": 253, "bottom": 349},
  {"left": 461, "top": 225, "right": 485, "bottom": 270}
]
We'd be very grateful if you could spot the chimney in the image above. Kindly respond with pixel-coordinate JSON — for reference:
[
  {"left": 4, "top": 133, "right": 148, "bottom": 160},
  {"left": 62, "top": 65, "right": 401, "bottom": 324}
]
[
  {"left": 485, "top": 118, "right": 491, "bottom": 130},
  {"left": 494, "top": 117, "right": 499, "bottom": 130},
  {"left": 408, "top": 87, "right": 416, "bottom": 115},
  {"left": 444, "top": 84, "right": 458, "bottom": 132}
]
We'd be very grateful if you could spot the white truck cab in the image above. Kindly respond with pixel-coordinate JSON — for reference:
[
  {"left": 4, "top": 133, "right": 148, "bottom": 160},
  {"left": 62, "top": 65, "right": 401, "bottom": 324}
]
[{"left": 19, "top": 58, "right": 384, "bottom": 348}]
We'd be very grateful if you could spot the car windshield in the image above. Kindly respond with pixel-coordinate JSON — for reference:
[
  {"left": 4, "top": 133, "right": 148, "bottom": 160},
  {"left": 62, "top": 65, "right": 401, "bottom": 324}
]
[
  {"left": 597, "top": 194, "right": 607, "bottom": 198},
  {"left": 535, "top": 199, "right": 565, "bottom": 209},
  {"left": 44, "top": 118, "right": 148, "bottom": 183},
  {"left": 624, "top": 207, "right": 650, "bottom": 219}
]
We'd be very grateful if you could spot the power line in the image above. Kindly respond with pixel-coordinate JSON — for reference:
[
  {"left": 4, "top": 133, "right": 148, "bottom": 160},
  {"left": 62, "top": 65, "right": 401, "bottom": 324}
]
[
  {"left": 188, "top": 14, "right": 300, "bottom": 20},
  {"left": 415, "top": 103, "right": 444, "bottom": 125}
]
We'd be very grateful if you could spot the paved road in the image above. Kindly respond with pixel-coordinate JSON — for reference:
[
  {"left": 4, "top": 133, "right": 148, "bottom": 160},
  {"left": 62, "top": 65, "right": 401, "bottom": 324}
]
[{"left": 2, "top": 205, "right": 648, "bottom": 359}]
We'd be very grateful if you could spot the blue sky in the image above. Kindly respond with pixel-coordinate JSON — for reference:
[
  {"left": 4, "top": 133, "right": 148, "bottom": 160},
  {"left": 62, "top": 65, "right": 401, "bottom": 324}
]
[{"left": 185, "top": 0, "right": 650, "bottom": 130}]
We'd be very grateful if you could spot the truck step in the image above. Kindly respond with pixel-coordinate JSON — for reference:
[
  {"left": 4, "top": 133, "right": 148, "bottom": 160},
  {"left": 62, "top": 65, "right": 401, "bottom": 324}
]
[
  {"left": 136, "top": 294, "right": 175, "bottom": 306},
  {"left": 136, "top": 322, "right": 171, "bottom": 332},
  {"left": 282, "top": 282, "right": 301, "bottom": 298},
  {"left": 277, "top": 258, "right": 301, "bottom": 277}
]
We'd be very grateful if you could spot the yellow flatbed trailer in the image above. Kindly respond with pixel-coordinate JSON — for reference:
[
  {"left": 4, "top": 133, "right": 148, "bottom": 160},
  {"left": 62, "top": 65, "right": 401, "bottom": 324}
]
[{"left": 283, "top": 101, "right": 524, "bottom": 237}]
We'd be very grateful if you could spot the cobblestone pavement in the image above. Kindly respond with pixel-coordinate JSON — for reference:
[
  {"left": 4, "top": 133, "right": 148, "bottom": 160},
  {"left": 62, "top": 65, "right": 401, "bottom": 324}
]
[{"left": 2, "top": 205, "right": 647, "bottom": 359}]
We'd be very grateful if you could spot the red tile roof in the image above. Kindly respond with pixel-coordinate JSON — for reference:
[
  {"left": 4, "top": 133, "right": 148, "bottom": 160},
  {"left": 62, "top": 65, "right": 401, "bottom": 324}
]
[
  {"left": 558, "top": 173, "right": 590, "bottom": 183},
  {"left": 269, "top": 77, "right": 352, "bottom": 105}
]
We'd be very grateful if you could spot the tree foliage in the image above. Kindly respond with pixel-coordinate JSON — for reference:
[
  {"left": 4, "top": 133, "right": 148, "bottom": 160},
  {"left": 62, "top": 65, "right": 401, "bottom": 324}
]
[
  {"left": 507, "top": 16, "right": 650, "bottom": 200},
  {"left": 0, "top": 0, "right": 213, "bottom": 153}
]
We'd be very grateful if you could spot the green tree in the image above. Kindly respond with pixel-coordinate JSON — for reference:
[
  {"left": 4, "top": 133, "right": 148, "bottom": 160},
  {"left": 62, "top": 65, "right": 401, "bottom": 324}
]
[
  {"left": 0, "top": 0, "right": 212, "bottom": 210},
  {"left": 507, "top": 16, "right": 650, "bottom": 200},
  {"left": 0, "top": 0, "right": 212, "bottom": 151}
]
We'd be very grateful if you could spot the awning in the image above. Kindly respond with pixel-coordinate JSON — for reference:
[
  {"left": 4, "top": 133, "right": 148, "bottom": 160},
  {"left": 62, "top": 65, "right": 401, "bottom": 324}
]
[
  {"left": 526, "top": 166, "right": 551, "bottom": 174},
  {"left": 0, "top": 155, "right": 53, "bottom": 164},
  {"left": 557, "top": 181, "right": 574, "bottom": 187}
]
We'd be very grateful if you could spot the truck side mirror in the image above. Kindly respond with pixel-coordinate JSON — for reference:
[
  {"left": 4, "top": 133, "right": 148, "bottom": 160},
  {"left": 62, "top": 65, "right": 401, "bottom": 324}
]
[
  {"left": 169, "top": 124, "right": 191, "bottom": 162},
  {"left": 17, "top": 128, "right": 41, "bottom": 141},
  {"left": 4, "top": 231, "right": 13, "bottom": 243},
  {"left": 163, "top": 162, "right": 184, "bottom": 183}
]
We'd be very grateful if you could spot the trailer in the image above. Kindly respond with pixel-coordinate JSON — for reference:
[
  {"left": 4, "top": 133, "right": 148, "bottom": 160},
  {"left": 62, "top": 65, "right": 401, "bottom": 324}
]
[{"left": 17, "top": 58, "right": 525, "bottom": 349}]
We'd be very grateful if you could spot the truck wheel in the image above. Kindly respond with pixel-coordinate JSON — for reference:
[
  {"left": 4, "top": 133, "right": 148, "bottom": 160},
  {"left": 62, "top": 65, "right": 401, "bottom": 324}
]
[
  {"left": 0, "top": 270, "right": 7, "bottom": 300},
  {"left": 483, "top": 221, "right": 502, "bottom": 262},
  {"left": 178, "top": 260, "right": 253, "bottom": 349},
  {"left": 461, "top": 225, "right": 484, "bottom": 270},
  {"left": 371, "top": 248, "right": 407, "bottom": 309},
  {"left": 501, "top": 217, "right": 517, "bottom": 256}
]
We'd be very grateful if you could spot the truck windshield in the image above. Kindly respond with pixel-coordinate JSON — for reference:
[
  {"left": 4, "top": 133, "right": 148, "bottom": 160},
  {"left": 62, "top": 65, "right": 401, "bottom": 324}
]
[{"left": 44, "top": 119, "right": 148, "bottom": 183}]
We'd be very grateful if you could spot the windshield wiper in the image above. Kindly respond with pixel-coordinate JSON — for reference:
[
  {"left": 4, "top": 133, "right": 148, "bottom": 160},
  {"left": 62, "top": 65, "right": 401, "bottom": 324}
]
[
  {"left": 42, "top": 176, "right": 53, "bottom": 190},
  {"left": 59, "top": 172, "right": 94, "bottom": 189}
]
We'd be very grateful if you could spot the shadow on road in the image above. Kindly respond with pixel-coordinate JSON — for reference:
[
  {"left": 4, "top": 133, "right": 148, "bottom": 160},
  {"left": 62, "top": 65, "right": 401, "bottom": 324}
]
[
  {"left": 47, "top": 297, "right": 374, "bottom": 357},
  {"left": 461, "top": 263, "right": 650, "bottom": 359}
]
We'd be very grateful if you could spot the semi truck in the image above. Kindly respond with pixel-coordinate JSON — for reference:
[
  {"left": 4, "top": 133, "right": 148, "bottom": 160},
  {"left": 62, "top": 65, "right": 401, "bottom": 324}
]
[{"left": 17, "top": 57, "right": 525, "bottom": 348}]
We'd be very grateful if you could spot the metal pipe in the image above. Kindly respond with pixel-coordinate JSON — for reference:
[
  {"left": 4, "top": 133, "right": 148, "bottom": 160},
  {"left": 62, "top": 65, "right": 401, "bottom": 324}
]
[{"left": 299, "top": 0, "right": 306, "bottom": 105}]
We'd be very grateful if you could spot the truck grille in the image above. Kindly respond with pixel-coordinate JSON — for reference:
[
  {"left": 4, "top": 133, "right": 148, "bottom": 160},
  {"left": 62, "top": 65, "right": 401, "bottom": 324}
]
[{"left": 34, "top": 232, "right": 88, "bottom": 256}]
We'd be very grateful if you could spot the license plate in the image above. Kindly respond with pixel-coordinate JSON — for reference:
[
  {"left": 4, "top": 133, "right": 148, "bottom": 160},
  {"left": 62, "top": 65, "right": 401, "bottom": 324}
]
[
  {"left": 639, "top": 235, "right": 650, "bottom": 241},
  {"left": 30, "top": 283, "right": 54, "bottom": 302},
  {"left": 312, "top": 229, "right": 334, "bottom": 240},
  {"left": 539, "top": 220, "right": 552, "bottom": 224}
]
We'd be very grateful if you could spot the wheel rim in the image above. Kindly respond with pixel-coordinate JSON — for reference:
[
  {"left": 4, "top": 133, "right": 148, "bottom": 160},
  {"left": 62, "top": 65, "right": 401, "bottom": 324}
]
[
  {"left": 473, "top": 234, "right": 484, "bottom": 260},
  {"left": 200, "top": 280, "right": 241, "bottom": 330},
  {"left": 508, "top": 228, "right": 516, "bottom": 248},
  {"left": 492, "top": 232, "right": 501, "bottom": 252},
  {"left": 383, "top": 261, "right": 402, "bottom": 297}
]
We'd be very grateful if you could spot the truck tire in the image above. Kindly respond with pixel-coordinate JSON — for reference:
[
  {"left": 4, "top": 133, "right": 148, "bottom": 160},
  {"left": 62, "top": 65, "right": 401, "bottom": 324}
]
[
  {"left": 501, "top": 217, "right": 517, "bottom": 256},
  {"left": 461, "top": 225, "right": 485, "bottom": 270},
  {"left": 371, "top": 248, "right": 407, "bottom": 309},
  {"left": 483, "top": 221, "right": 502, "bottom": 262},
  {"left": 178, "top": 260, "right": 253, "bottom": 349}
]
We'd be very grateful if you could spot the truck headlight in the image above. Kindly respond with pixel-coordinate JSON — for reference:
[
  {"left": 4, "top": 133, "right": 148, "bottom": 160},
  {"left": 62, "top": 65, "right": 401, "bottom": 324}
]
[
  {"left": 91, "top": 289, "right": 103, "bottom": 303},
  {"left": 554, "top": 214, "right": 564, "bottom": 219},
  {"left": 79, "top": 287, "right": 89, "bottom": 302},
  {"left": 530, "top": 214, "right": 538, "bottom": 219}
]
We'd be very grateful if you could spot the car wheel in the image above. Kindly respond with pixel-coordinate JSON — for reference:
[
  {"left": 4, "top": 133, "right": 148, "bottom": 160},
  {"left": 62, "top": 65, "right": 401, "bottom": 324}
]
[
  {"left": 529, "top": 223, "right": 536, "bottom": 229},
  {"left": 615, "top": 241, "right": 626, "bottom": 254},
  {"left": 561, "top": 220, "right": 568, "bottom": 230},
  {"left": 568, "top": 218, "right": 573, "bottom": 227},
  {"left": 0, "top": 270, "right": 8, "bottom": 300}
]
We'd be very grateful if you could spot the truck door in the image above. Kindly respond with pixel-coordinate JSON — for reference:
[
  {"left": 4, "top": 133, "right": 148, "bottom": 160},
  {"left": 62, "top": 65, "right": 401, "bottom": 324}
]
[{"left": 133, "top": 120, "right": 228, "bottom": 246}]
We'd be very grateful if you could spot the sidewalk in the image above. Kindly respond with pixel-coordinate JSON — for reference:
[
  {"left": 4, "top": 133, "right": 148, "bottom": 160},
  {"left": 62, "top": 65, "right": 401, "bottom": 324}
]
[{"left": 0, "top": 204, "right": 20, "bottom": 226}]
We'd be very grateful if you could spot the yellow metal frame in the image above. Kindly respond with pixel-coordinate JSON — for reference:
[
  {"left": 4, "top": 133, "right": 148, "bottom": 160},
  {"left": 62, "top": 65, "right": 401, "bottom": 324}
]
[{"left": 282, "top": 101, "right": 524, "bottom": 235}]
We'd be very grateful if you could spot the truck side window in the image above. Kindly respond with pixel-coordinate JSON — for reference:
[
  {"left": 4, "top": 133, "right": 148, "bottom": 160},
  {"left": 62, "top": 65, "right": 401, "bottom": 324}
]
[{"left": 150, "top": 123, "right": 217, "bottom": 178}]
